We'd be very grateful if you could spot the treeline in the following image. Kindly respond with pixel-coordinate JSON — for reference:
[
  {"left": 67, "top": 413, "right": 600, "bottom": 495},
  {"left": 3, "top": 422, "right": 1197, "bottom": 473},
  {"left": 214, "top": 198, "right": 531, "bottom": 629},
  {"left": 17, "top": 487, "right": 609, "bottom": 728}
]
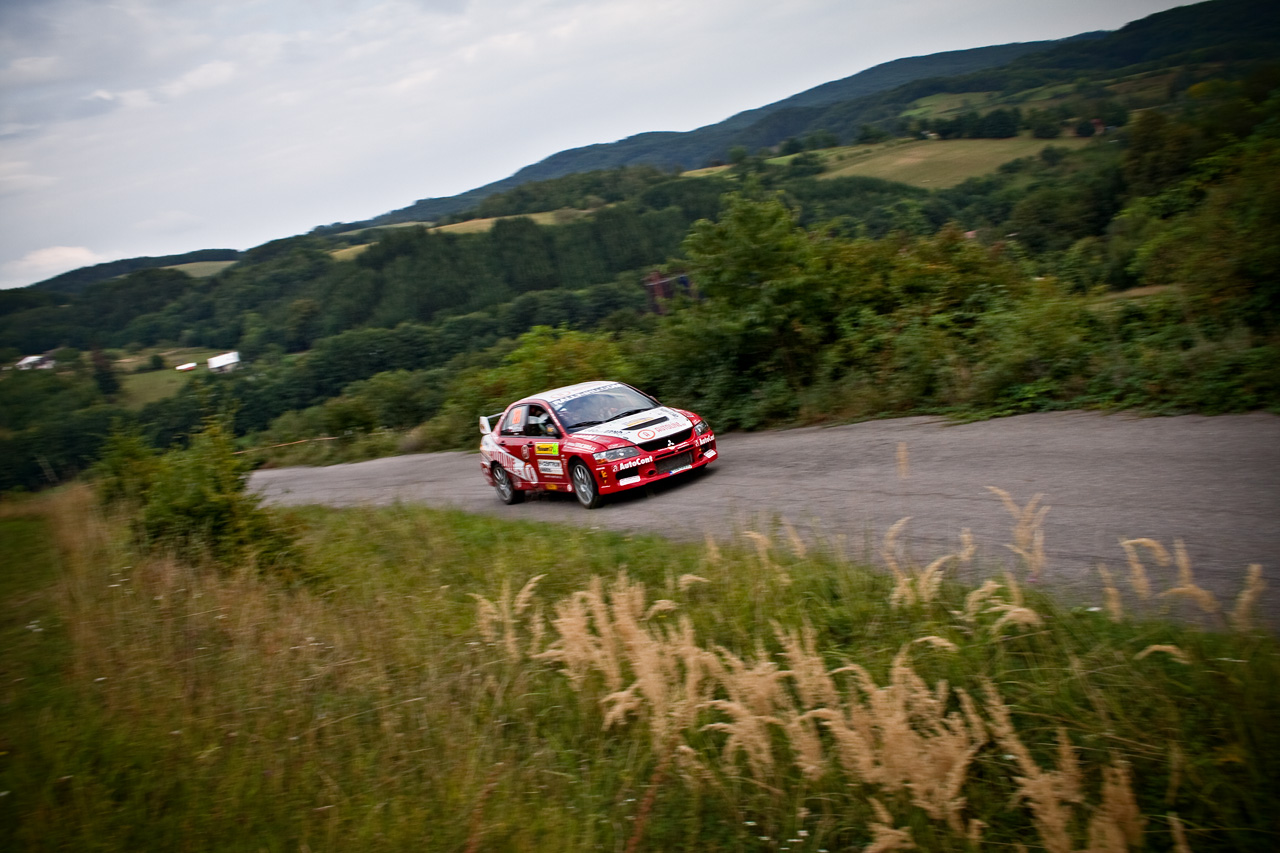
[
  {"left": 0, "top": 275, "right": 652, "bottom": 490},
  {"left": 0, "top": 178, "right": 728, "bottom": 355}
]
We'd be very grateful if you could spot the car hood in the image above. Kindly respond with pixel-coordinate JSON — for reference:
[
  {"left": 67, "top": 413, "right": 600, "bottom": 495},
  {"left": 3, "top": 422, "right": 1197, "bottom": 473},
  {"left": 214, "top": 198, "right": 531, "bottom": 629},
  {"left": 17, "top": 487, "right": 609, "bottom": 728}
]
[{"left": 573, "top": 407, "right": 692, "bottom": 446}]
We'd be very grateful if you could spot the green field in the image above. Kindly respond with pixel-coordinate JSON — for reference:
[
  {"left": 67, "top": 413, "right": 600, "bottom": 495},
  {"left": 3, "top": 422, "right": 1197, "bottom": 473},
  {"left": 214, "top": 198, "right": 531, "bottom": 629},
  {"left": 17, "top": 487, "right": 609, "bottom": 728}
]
[
  {"left": 819, "top": 134, "right": 1093, "bottom": 188},
  {"left": 900, "top": 90, "right": 1000, "bottom": 118},
  {"left": 163, "top": 260, "right": 238, "bottom": 278},
  {"left": 114, "top": 347, "right": 223, "bottom": 409}
]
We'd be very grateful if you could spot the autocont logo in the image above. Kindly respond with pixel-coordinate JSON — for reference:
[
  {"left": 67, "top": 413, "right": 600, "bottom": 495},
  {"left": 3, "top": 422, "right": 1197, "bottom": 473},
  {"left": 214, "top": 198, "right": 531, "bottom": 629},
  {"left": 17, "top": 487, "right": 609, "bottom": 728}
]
[{"left": 615, "top": 455, "right": 653, "bottom": 472}]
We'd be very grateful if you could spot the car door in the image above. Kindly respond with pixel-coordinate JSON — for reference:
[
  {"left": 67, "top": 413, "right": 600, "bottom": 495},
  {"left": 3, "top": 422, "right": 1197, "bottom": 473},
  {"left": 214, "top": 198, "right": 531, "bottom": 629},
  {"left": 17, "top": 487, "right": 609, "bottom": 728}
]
[
  {"left": 494, "top": 404, "right": 538, "bottom": 486},
  {"left": 525, "top": 403, "right": 570, "bottom": 490}
]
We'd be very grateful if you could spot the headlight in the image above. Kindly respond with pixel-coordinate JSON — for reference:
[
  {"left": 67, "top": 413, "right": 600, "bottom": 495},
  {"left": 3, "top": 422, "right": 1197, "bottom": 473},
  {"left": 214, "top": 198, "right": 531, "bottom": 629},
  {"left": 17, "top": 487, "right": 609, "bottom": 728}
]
[
  {"left": 694, "top": 419, "right": 711, "bottom": 435},
  {"left": 593, "top": 446, "right": 640, "bottom": 463}
]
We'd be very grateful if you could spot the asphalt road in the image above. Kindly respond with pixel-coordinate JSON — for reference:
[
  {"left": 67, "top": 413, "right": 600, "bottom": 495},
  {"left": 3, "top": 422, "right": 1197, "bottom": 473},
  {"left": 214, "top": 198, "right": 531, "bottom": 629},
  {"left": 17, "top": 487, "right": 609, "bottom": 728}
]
[{"left": 250, "top": 411, "right": 1280, "bottom": 622}]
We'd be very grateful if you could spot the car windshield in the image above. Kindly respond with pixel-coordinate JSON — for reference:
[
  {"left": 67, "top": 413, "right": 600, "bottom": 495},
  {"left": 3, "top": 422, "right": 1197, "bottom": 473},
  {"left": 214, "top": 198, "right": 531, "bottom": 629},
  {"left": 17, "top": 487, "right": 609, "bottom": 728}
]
[{"left": 554, "top": 386, "right": 658, "bottom": 432}]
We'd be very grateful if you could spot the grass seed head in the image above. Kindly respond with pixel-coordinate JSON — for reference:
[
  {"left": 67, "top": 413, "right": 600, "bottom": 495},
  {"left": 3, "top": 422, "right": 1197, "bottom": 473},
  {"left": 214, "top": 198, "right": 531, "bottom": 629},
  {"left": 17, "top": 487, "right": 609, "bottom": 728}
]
[
  {"left": 1097, "top": 564, "right": 1124, "bottom": 622},
  {"left": 1135, "top": 645, "right": 1190, "bottom": 665},
  {"left": 1230, "top": 564, "right": 1265, "bottom": 632}
]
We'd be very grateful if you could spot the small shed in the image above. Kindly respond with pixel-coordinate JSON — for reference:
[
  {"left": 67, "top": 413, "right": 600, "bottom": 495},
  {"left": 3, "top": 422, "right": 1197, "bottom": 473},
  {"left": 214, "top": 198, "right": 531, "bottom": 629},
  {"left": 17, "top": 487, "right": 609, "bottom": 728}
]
[{"left": 207, "top": 351, "right": 241, "bottom": 373}]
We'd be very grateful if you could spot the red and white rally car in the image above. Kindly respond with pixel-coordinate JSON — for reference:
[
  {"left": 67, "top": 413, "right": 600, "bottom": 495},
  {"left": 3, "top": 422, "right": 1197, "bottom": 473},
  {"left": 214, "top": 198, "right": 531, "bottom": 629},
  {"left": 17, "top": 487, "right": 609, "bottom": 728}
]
[{"left": 478, "top": 380, "right": 717, "bottom": 509}]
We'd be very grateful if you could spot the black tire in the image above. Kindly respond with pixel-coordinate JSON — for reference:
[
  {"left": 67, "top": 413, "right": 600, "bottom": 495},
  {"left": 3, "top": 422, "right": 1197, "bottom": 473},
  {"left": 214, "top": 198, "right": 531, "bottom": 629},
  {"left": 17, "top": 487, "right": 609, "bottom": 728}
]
[
  {"left": 569, "top": 459, "right": 602, "bottom": 509},
  {"left": 492, "top": 464, "right": 524, "bottom": 505}
]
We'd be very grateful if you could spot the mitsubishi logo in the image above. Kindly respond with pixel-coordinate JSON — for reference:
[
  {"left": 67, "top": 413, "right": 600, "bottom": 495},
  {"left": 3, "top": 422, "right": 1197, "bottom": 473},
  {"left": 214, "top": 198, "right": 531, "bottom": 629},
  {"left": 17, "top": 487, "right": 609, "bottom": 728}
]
[{"left": 667, "top": 439, "right": 675, "bottom": 448}]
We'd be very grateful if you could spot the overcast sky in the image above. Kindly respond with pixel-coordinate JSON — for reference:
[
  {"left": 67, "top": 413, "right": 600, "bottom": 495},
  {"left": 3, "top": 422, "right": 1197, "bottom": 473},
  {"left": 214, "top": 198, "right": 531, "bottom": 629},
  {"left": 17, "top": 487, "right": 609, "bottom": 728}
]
[{"left": 0, "top": 0, "right": 1190, "bottom": 289}]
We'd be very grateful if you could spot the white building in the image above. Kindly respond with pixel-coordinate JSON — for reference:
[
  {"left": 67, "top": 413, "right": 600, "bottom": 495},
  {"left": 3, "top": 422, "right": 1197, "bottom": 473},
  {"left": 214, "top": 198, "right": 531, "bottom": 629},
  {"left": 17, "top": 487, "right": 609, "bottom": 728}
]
[{"left": 207, "top": 351, "right": 241, "bottom": 373}]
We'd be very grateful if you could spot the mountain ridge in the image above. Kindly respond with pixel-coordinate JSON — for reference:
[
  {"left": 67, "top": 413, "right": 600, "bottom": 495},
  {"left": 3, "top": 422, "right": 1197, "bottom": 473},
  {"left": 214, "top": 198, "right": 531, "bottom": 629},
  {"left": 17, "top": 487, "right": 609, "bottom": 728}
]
[{"left": 346, "top": 39, "right": 1071, "bottom": 230}]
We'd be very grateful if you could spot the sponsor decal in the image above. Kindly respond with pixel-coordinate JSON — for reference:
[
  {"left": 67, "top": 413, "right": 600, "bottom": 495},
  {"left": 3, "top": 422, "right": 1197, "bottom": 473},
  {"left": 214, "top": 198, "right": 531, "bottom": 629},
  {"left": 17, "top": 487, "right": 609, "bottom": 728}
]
[
  {"left": 614, "top": 454, "right": 653, "bottom": 473},
  {"left": 537, "top": 459, "right": 564, "bottom": 476},
  {"left": 545, "top": 382, "right": 625, "bottom": 406},
  {"left": 624, "top": 413, "right": 664, "bottom": 429},
  {"left": 697, "top": 435, "right": 714, "bottom": 446},
  {"left": 636, "top": 429, "right": 656, "bottom": 441},
  {"left": 493, "top": 447, "right": 536, "bottom": 483},
  {"left": 521, "top": 444, "right": 530, "bottom": 460},
  {"left": 704, "top": 449, "right": 717, "bottom": 459},
  {"left": 617, "top": 474, "right": 641, "bottom": 486},
  {"left": 534, "top": 441, "right": 559, "bottom": 456},
  {"left": 563, "top": 441, "right": 597, "bottom": 453}
]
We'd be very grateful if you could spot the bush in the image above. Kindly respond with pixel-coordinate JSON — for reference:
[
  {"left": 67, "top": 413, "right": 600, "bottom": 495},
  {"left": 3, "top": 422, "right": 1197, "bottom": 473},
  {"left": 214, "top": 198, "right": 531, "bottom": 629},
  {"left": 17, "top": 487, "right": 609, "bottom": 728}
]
[{"left": 135, "top": 415, "right": 296, "bottom": 571}]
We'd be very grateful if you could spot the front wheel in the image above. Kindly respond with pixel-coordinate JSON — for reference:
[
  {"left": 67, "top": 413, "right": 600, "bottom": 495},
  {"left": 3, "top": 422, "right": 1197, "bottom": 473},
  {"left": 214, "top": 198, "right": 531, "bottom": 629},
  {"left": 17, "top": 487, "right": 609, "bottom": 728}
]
[
  {"left": 492, "top": 464, "right": 524, "bottom": 505},
  {"left": 570, "top": 460, "right": 602, "bottom": 509}
]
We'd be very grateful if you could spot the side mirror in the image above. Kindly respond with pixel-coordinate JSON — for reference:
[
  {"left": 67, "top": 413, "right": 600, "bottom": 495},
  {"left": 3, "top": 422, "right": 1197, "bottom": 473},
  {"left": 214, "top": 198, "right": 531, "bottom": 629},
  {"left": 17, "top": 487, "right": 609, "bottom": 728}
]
[{"left": 478, "top": 415, "right": 492, "bottom": 435}]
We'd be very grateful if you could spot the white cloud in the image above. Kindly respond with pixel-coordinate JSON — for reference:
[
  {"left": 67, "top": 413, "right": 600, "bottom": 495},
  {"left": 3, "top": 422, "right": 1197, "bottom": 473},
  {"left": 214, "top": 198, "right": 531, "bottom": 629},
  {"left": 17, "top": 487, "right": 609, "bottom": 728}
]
[
  {"left": 159, "top": 60, "right": 237, "bottom": 98},
  {"left": 0, "top": 161, "right": 56, "bottom": 195},
  {"left": 0, "top": 55, "right": 61, "bottom": 84},
  {"left": 1, "top": 245, "right": 114, "bottom": 287}
]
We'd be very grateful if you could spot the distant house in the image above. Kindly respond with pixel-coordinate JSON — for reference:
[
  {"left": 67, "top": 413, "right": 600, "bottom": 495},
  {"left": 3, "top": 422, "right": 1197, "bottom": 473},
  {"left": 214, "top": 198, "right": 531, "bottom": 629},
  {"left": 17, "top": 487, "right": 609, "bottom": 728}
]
[
  {"left": 15, "top": 355, "right": 55, "bottom": 370},
  {"left": 207, "top": 351, "right": 241, "bottom": 373}
]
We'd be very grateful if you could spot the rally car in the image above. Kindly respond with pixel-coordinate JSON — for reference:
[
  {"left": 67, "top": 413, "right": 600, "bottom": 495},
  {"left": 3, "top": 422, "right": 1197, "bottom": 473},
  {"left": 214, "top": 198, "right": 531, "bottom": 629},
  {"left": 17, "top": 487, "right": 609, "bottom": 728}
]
[{"left": 478, "top": 380, "right": 717, "bottom": 509}]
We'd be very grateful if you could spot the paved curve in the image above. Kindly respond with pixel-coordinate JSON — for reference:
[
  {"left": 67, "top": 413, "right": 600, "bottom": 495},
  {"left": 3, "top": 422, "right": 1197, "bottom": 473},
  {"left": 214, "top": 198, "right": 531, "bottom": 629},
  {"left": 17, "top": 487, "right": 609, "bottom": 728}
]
[{"left": 250, "top": 411, "right": 1280, "bottom": 622}]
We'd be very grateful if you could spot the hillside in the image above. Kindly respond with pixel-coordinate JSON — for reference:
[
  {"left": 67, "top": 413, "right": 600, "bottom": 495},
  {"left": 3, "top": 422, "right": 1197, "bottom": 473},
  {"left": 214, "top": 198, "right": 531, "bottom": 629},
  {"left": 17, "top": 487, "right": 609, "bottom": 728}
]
[
  {"left": 26, "top": 0, "right": 1280, "bottom": 295},
  {"left": 350, "top": 0, "right": 1277, "bottom": 230},
  {"left": 800, "top": 134, "right": 1093, "bottom": 189},
  {"left": 342, "top": 39, "right": 1068, "bottom": 229},
  {"left": 29, "top": 249, "right": 242, "bottom": 295}
]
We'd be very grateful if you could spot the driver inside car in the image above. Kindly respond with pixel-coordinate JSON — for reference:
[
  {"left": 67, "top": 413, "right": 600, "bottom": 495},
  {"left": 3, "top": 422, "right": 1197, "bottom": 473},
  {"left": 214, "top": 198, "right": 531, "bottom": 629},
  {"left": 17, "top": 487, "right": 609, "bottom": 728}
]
[{"left": 524, "top": 406, "right": 558, "bottom": 437}]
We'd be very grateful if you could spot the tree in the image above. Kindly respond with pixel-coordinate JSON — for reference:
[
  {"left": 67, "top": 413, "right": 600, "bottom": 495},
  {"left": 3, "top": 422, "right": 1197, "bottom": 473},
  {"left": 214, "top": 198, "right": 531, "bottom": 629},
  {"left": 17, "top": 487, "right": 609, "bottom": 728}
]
[
  {"left": 90, "top": 347, "right": 120, "bottom": 398},
  {"left": 1032, "top": 117, "right": 1062, "bottom": 139}
]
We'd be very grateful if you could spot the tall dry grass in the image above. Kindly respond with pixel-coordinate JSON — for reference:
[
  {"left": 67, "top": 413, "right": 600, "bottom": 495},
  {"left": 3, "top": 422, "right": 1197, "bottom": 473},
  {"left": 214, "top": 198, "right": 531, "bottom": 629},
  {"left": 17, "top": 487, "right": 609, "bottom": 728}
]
[{"left": 2, "top": 484, "right": 1276, "bottom": 851}]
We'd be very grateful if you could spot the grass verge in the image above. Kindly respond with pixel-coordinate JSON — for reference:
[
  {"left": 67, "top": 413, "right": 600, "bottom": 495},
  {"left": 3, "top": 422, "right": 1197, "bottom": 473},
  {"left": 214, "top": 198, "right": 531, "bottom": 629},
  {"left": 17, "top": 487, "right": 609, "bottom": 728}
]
[{"left": 1, "top": 487, "right": 1276, "bottom": 851}]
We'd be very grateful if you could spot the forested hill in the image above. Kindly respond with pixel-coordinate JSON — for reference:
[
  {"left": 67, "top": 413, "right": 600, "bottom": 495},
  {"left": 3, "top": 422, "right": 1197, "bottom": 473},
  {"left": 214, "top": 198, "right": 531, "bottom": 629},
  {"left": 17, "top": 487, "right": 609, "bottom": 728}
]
[
  {"left": 349, "top": 0, "right": 1278, "bottom": 230},
  {"left": 350, "top": 40, "right": 1068, "bottom": 229},
  {"left": 28, "top": 249, "right": 242, "bottom": 295}
]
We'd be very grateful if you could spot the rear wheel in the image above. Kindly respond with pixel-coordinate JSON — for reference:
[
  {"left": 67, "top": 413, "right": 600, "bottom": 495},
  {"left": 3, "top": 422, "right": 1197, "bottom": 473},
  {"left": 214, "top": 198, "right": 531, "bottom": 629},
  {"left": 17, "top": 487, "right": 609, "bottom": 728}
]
[
  {"left": 570, "top": 460, "right": 602, "bottom": 509},
  {"left": 492, "top": 464, "right": 523, "bottom": 505}
]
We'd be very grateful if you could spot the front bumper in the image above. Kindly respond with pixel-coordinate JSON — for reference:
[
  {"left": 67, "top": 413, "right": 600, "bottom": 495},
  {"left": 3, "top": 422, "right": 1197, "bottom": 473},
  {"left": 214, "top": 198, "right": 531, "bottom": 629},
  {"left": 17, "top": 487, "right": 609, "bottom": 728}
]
[{"left": 594, "top": 433, "right": 717, "bottom": 495}]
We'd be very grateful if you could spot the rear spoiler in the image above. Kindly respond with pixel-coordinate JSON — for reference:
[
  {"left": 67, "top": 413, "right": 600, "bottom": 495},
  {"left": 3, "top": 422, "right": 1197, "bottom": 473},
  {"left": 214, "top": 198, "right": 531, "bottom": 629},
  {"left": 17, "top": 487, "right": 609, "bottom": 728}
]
[{"left": 478, "top": 411, "right": 505, "bottom": 435}]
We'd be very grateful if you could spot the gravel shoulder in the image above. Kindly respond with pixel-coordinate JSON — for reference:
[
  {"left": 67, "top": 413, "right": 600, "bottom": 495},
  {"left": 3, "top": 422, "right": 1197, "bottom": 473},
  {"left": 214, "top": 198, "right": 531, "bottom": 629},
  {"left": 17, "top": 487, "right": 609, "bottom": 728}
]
[{"left": 250, "top": 410, "right": 1280, "bottom": 623}]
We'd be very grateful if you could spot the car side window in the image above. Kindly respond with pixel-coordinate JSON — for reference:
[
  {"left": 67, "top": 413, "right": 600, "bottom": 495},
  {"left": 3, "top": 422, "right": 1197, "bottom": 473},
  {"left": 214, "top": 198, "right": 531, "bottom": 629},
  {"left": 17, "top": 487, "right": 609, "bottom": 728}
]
[
  {"left": 524, "top": 405, "right": 558, "bottom": 437},
  {"left": 500, "top": 405, "right": 527, "bottom": 436}
]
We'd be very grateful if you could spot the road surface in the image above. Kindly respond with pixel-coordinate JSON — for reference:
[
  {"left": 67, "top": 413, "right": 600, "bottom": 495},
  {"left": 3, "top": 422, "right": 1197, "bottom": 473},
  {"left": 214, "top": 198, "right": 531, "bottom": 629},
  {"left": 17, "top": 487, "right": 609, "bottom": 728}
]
[{"left": 250, "top": 411, "right": 1280, "bottom": 622}]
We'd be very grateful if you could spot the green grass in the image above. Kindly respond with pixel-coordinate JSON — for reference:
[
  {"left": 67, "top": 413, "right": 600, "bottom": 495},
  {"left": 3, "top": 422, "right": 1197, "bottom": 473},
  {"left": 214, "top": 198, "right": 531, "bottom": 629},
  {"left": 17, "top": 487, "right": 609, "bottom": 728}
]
[
  {"left": 114, "top": 348, "right": 225, "bottom": 409},
  {"left": 0, "top": 503, "right": 75, "bottom": 851},
  {"left": 163, "top": 261, "right": 238, "bottom": 278},
  {"left": 2, "top": 487, "right": 1276, "bottom": 851},
  {"left": 901, "top": 90, "right": 1000, "bottom": 118},
  {"left": 819, "top": 134, "right": 1093, "bottom": 188}
]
